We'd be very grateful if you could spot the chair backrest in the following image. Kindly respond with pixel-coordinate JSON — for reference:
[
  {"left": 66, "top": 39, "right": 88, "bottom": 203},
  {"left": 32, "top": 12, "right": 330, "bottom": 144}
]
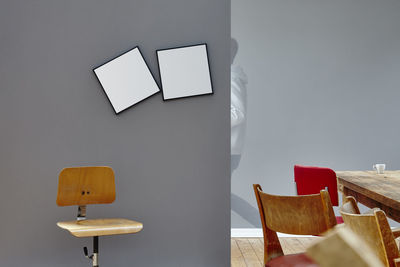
[
  {"left": 56, "top": 166, "right": 116, "bottom": 206},
  {"left": 253, "top": 184, "right": 337, "bottom": 263},
  {"left": 340, "top": 197, "right": 400, "bottom": 267},
  {"left": 340, "top": 196, "right": 361, "bottom": 214},
  {"left": 294, "top": 165, "right": 339, "bottom": 206},
  {"left": 307, "top": 226, "right": 386, "bottom": 267}
]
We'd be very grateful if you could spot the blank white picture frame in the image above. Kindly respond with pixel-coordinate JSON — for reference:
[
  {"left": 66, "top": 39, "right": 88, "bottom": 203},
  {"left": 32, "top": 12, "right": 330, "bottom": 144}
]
[
  {"left": 93, "top": 47, "right": 160, "bottom": 114},
  {"left": 156, "top": 44, "right": 213, "bottom": 100}
]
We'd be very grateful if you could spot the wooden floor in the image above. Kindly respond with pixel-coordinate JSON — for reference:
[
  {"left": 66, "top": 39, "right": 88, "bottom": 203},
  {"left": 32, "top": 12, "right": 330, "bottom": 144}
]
[{"left": 231, "top": 237, "right": 318, "bottom": 267}]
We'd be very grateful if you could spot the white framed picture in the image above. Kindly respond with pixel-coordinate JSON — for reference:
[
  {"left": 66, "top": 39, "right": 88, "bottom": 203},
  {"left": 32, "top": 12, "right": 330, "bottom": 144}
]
[
  {"left": 156, "top": 44, "right": 213, "bottom": 100},
  {"left": 93, "top": 47, "right": 160, "bottom": 114}
]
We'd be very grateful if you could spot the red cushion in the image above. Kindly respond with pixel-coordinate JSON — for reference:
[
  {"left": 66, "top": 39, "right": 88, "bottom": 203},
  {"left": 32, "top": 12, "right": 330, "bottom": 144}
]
[
  {"left": 294, "top": 165, "right": 339, "bottom": 206},
  {"left": 266, "top": 253, "right": 319, "bottom": 267},
  {"left": 336, "top": 216, "right": 344, "bottom": 224}
]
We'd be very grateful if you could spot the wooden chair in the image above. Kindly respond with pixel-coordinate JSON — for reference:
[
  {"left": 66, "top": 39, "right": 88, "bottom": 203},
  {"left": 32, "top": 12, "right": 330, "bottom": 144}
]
[
  {"left": 56, "top": 166, "right": 143, "bottom": 267},
  {"left": 340, "top": 196, "right": 400, "bottom": 239},
  {"left": 340, "top": 196, "right": 400, "bottom": 267},
  {"left": 253, "top": 184, "right": 337, "bottom": 267}
]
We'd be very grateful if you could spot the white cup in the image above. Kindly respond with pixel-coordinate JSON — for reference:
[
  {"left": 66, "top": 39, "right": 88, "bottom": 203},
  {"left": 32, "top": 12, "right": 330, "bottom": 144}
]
[{"left": 373, "top": 164, "right": 386, "bottom": 174}]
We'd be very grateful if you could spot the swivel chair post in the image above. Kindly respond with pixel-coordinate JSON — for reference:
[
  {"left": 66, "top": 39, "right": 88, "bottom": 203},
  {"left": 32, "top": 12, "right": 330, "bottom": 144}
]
[
  {"left": 93, "top": 236, "right": 99, "bottom": 267},
  {"left": 83, "top": 236, "right": 99, "bottom": 266}
]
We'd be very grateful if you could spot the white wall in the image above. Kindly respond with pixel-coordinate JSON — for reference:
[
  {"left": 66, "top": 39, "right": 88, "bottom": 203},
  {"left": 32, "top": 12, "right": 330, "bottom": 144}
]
[{"left": 232, "top": 0, "right": 400, "bottom": 228}]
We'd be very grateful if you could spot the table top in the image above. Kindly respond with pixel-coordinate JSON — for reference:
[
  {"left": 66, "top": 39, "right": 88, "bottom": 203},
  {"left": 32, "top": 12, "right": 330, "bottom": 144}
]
[{"left": 336, "top": 170, "right": 400, "bottom": 211}]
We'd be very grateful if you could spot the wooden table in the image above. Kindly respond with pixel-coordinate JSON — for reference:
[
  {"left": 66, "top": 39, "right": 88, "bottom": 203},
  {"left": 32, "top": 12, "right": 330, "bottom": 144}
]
[{"left": 337, "top": 170, "right": 400, "bottom": 222}]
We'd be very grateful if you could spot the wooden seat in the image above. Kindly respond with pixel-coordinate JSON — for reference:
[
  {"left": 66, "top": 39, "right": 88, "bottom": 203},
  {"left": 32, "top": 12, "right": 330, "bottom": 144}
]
[
  {"left": 253, "top": 184, "right": 337, "bottom": 266},
  {"left": 340, "top": 196, "right": 400, "bottom": 267},
  {"left": 57, "top": 218, "right": 143, "bottom": 238},
  {"left": 56, "top": 166, "right": 143, "bottom": 267}
]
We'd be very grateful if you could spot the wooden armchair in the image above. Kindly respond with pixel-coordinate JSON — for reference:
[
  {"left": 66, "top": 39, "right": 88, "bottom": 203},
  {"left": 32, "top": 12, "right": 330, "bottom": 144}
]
[
  {"left": 340, "top": 196, "right": 400, "bottom": 267},
  {"left": 253, "top": 184, "right": 337, "bottom": 267}
]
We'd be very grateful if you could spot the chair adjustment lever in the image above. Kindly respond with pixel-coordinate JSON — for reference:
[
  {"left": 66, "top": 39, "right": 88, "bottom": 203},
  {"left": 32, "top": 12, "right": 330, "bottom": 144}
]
[{"left": 83, "top": 246, "right": 93, "bottom": 260}]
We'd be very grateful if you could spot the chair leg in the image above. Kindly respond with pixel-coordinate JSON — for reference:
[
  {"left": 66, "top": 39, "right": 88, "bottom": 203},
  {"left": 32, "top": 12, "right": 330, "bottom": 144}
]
[{"left": 93, "top": 236, "right": 99, "bottom": 267}]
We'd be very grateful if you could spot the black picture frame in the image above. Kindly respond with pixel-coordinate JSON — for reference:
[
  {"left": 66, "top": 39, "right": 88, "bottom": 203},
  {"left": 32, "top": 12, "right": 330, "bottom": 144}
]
[
  {"left": 156, "top": 43, "right": 214, "bottom": 101},
  {"left": 93, "top": 46, "right": 160, "bottom": 115}
]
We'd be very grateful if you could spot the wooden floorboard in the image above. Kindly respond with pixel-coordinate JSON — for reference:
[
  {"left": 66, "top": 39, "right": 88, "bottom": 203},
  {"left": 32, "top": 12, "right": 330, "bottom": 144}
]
[
  {"left": 236, "top": 239, "right": 262, "bottom": 267},
  {"left": 231, "top": 239, "right": 247, "bottom": 267},
  {"left": 248, "top": 238, "right": 263, "bottom": 263},
  {"left": 232, "top": 237, "right": 318, "bottom": 266}
]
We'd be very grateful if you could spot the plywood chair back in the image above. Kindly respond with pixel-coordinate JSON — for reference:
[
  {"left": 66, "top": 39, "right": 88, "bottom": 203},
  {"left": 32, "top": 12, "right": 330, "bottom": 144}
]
[
  {"left": 340, "top": 197, "right": 400, "bottom": 267},
  {"left": 56, "top": 166, "right": 116, "bottom": 207},
  {"left": 253, "top": 184, "right": 337, "bottom": 264}
]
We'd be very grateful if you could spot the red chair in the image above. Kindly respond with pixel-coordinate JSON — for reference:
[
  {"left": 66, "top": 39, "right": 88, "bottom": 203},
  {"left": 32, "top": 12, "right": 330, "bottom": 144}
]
[{"left": 294, "top": 165, "right": 343, "bottom": 224}]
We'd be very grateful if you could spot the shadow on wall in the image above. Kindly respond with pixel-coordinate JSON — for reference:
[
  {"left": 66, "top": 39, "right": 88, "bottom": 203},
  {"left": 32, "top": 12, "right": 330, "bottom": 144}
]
[
  {"left": 231, "top": 37, "right": 259, "bottom": 227},
  {"left": 231, "top": 193, "right": 260, "bottom": 227}
]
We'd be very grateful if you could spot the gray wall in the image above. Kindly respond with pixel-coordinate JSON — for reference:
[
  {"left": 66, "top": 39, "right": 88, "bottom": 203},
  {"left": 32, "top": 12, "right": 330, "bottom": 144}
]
[
  {"left": 0, "top": 0, "right": 230, "bottom": 266},
  {"left": 232, "top": 0, "right": 400, "bottom": 228}
]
